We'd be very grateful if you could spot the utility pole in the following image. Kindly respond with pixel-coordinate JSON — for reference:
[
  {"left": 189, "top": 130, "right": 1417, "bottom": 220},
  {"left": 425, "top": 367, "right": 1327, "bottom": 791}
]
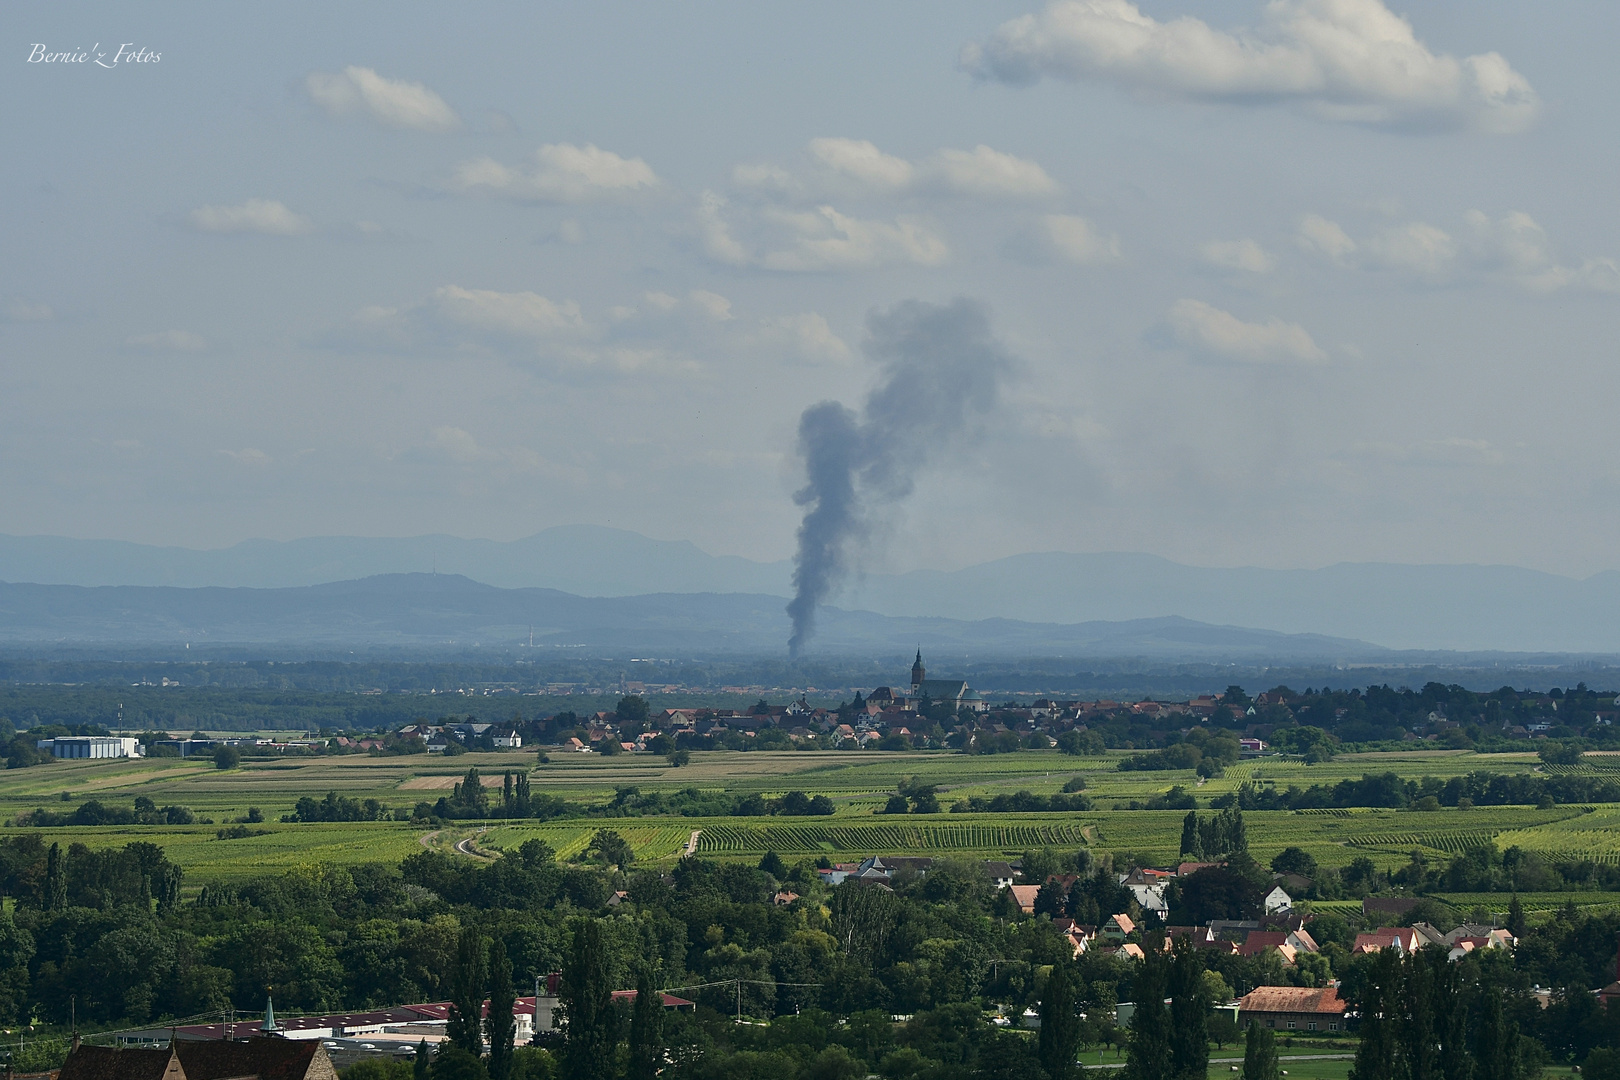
[{"left": 735, "top": 979, "right": 741, "bottom": 1024}]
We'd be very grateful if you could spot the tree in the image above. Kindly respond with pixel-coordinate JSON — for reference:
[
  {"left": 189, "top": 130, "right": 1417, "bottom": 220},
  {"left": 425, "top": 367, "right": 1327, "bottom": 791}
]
[
  {"left": 585, "top": 830, "right": 632, "bottom": 869},
  {"left": 1124, "top": 946, "right": 1171, "bottom": 1080},
  {"left": 432, "top": 1047, "right": 488, "bottom": 1080},
  {"left": 213, "top": 745, "right": 241, "bottom": 770},
  {"left": 1269, "top": 847, "right": 1318, "bottom": 878},
  {"left": 1350, "top": 949, "right": 1401, "bottom": 1080},
  {"left": 559, "top": 921, "right": 618, "bottom": 1080},
  {"left": 1179, "top": 811, "right": 1200, "bottom": 859},
  {"left": 615, "top": 695, "right": 650, "bottom": 729},
  {"left": 448, "top": 928, "right": 487, "bottom": 1056},
  {"left": 44, "top": 842, "right": 66, "bottom": 912},
  {"left": 627, "top": 966, "right": 662, "bottom": 1080},
  {"left": 1167, "top": 940, "right": 1210, "bottom": 1080},
  {"left": 1038, "top": 963, "right": 1081, "bottom": 1080},
  {"left": 487, "top": 937, "right": 517, "bottom": 1080},
  {"left": 666, "top": 749, "right": 690, "bottom": 767},
  {"left": 414, "top": 1041, "right": 432, "bottom": 1080},
  {"left": 1242, "top": 1023, "right": 1279, "bottom": 1080},
  {"left": 758, "top": 850, "right": 787, "bottom": 878},
  {"left": 1472, "top": 985, "right": 1521, "bottom": 1080}
]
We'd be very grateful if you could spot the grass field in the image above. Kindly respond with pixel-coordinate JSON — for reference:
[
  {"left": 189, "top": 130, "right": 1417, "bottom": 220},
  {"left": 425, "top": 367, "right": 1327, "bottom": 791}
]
[{"left": 1, "top": 747, "right": 1616, "bottom": 900}]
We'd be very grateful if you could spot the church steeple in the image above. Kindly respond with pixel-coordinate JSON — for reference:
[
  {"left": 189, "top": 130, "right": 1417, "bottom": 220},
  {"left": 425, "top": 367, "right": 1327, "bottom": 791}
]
[{"left": 911, "top": 649, "right": 925, "bottom": 688}]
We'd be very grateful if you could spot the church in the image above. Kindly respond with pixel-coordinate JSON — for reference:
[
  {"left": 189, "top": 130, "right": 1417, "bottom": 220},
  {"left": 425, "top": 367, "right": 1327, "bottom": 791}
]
[{"left": 904, "top": 651, "right": 987, "bottom": 713}]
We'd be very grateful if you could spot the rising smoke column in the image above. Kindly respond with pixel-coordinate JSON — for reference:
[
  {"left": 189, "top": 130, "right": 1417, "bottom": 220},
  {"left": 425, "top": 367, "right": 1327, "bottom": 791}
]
[{"left": 786, "top": 298, "right": 1012, "bottom": 656}]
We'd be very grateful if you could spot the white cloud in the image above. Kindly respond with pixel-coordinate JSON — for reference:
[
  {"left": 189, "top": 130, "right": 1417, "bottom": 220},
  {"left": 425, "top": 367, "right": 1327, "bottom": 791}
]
[
  {"left": 697, "top": 192, "right": 751, "bottom": 266},
  {"left": 126, "top": 330, "right": 207, "bottom": 351},
  {"left": 758, "top": 206, "right": 949, "bottom": 271},
  {"left": 422, "top": 427, "right": 552, "bottom": 475},
  {"left": 1201, "top": 238, "right": 1274, "bottom": 273},
  {"left": 1296, "top": 214, "right": 1357, "bottom": 263},
  {"left": 808, "top": 138, "right": 915, "bottom": 192},
  {"left": 1299, "top": 209, "right": 1620, "bottom": 293},
  {"left": 430, "top": 286, "right": 586, "bottom": 340},
  {"left": 220, "top": 448, "right": 271, "bottom": 466},
  {"left": 963, "top": 0, "right": 1538, "bottom": 134},
  {"left": 688, "top": 290, "right": 734, "bottom": 322},
  {"left": 2, "top": 298, "right": 52, "bottom": 322},
  {"left": 1168, "top": 298, "right": 1327, "bottom": 365},
  {"left": 305, "top": 66, "right": 459, "bottom": 132},
  {"left": 1363, "top": 221, "right": 1457, "bottom": 277},
  {"left": 755, "top": 312, "right": 853, "bottom": 366},
  {"left": 749, "top": 138, "right": 1057, "bottom": 201},
  {"left": 1466, "top": 210, "right": 1620, "bottom": 294},
  {"left": 1043, "top": 214, "right": 1120, "bottom": 263},
  {"left": 931, "top": 145, "right": 1061, "bottom": 197},
  {"left": 453, "top": 143, "right": 659, "bottom": 203},
  {"left": 189, "top": 199, "right": 313, "bottom": 236}
]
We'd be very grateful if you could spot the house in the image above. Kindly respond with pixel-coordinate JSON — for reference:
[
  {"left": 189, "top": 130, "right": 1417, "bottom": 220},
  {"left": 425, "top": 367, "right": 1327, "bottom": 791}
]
[
  {"left": 1100, "top": 914, "right": 1136, "bottom": 942},
  {"left": 66, "top": 1036, "right": 339, "bottom": 1080},
  {"left": 1353, "top": 927, "right": 1423, "bottom": 955},
  {"left": 1235, "top": 932, "right": 1297, "bottom": 964},
  {"left": 1260, "top": 885, "right": 1293, "bottom": 915},
  {"left": 492, "top": 731, "right": 523, "bottom": 749},
  {"left": 983, "top": 861, "right": 1017, "bottom": 888},
  {"left": 1236, "top": 985, "right": 1349, "bottom": 1034},
  {"left": 1363, "top": 897, "right": 1421, "bottom": 921},
  {"left": 1008, "top": 884, "right": 1040, "bottom": 914},
  {"left": 564, "top": 737, "right": 590, "bottom": 753},
  {"left": 1177, "top": 862, "right": 1221, "bottom": 877},
  {"left": 773, "top": 891, "right": 800, "bottom": 906}
]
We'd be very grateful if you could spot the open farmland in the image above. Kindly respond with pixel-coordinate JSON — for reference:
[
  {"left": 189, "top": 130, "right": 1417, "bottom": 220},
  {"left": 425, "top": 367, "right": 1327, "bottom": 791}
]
[{"left": 0, "top": 746, "right": 1612, "bottom": 895}]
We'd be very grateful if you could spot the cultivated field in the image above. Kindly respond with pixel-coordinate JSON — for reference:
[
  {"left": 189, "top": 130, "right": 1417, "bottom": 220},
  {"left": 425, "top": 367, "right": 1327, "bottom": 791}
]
[{"left": 0, "top": 747, "right": 1615, "bottom": 901}]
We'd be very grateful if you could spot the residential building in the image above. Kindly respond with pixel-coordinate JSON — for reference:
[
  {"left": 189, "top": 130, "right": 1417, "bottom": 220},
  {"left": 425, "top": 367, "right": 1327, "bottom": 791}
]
[{"left": 1236, "top": 985, "right": 1348, "bottom": 1033}]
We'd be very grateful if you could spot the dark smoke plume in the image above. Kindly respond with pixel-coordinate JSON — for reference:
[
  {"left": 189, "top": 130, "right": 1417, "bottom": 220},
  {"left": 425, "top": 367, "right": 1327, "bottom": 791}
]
[{"left": 786, "top": 298, "right": 1011, "bottom": 656}]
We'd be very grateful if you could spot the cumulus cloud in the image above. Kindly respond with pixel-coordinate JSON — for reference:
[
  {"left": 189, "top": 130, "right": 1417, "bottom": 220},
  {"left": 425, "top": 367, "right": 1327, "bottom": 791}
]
[
  {"left": 758, "top": 206, "right": 950, "bottom": 271},
  {"left": 1168, "top": 298, "right": 1327, "bottom": 365},
  {"left": 744, "top": 138, "right": 1058, "bottom": 200},
  {"left": 1362, "top": 221, "right": 1456, "bottom": 277},
  {"left": 1298, "top": 209, "right": 1620, "bottom": 293},
  {"left": 453, "top": 143, "right": 659, "bottom": 202},
  {"left": 1043, "top": 214, "right": 1120, "bottom": 263},
  {"left": 1296, "top": 213, "right": 1357, "bottom": 263},
  {"left": 189, "top": 199, "right": 313, "bottom": 236},
  {"left": 220, "top": 448, "right": 271, "bottom": 466},
  {"left": 342, "top": 284, "right": 849, "bottom": 376},
  {"left": 125, "top": 330, "right": 207, "bottom": 351},
  {"left": 2, "top": 298, "right": 53, "bottom": 322},
  {"left": 808, "top": 138, "right": 915, "bottom": 192},
  {"left": 697, "top": 192, "right": 948, "bottom": 271},
  {"left": 962, "top": 0, "right": 1538, "bottom": 134},
  {"left": 1466, "top": 211, "right": 1620, "bottom": 294},
  {"left": 305, "top": 66, "right": 459, "bottom": 132},
  {"left": 1201, "top": 238, "right": 1274, "bottom": 273}
]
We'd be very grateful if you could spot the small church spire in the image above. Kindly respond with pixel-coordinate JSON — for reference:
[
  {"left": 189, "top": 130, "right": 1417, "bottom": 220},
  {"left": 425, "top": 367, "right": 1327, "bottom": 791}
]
[
  {"left": 262, "top": 995, "right": 278, "bottom": 1033},
  {"left": 911, "top": 649, "right": 925, "bottom": 688}
]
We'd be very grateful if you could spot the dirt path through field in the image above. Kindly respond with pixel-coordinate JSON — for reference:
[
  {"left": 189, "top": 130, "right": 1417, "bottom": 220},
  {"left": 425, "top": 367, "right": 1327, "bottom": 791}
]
[{"left": 684, "top": 829, "right": 701, "bottom": 856}]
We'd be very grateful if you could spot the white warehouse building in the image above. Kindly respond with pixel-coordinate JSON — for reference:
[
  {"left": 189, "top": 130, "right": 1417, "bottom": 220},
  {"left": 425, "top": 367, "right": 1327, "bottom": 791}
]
[{"left": 36, "top": 736, "right": 143, "bottom": 759}]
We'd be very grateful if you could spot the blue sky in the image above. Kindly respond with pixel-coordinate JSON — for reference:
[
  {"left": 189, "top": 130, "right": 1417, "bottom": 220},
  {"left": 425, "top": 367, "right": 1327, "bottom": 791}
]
[{"left": 5, "top": 1, "right": 1619, "bottom": 581}]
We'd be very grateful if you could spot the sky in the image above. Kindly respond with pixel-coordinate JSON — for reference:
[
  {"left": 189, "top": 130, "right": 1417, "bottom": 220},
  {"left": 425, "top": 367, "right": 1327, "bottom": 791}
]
[{"left": 5, "top": 1, "right": 1620, "bottom": 580}]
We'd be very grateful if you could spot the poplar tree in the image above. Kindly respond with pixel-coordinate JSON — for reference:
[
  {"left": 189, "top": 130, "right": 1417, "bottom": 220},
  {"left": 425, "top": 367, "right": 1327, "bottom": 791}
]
[
  {"left": 560, "top": 920, "right": 618, "bottom": 1080},
  {"left": 1350, "top": 949, "right": 1402, "bottom": 1080},
  {"left": 1124, "top": 946, "right": 1171, "bottom": 1080},
  {"left": 1242, "top": 1023, "right": 1279, "bottom": 1080},
  {"left": 1038, "top": 962, "right": 1081, "bottom": 1080},
  {"left": 627, "top": 966, "right": 662, "bottom": 1080},
  {"left": 1167, "top": 940, "right": 1210, "bottom": 1080},
  {"left": 414, "top": 1040, "right": 432, "bottom": 1080},
  {"left": 1179, "top": 811, "right": 1200, "bottom": 859},
  {"left": 1472, "top": 986, "right": 1520, "bottom": 1080},
  {"left": 486, "top": 937, "right": 516, "bottom": 1080},
  {"left": 44, "top": 843, "right": 66, "bottom": 912},
  {"left": 448, "top": 928, "right": 488, "bottom": 1056}
]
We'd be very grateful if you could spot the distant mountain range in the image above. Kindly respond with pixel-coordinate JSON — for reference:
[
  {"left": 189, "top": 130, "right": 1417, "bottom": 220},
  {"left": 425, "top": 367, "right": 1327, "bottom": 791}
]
[
  {"left": 0, "top": 574, "right": 1390, "bottom": 660},
  {"left": 3, "top": 526, "right": 1619, "bottom": 653}
]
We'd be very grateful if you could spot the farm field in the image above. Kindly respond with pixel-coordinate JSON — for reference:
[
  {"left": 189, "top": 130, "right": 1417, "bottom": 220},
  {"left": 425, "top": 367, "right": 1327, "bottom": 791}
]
[{"left": 1, "top": 747, "right": 1618, "bottom": 898}]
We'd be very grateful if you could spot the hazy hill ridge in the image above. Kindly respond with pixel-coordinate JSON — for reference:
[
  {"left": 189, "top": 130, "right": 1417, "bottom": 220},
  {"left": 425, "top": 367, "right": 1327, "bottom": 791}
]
[{"left": 3, "top": 526, "right": 1617, "bottom": 652}]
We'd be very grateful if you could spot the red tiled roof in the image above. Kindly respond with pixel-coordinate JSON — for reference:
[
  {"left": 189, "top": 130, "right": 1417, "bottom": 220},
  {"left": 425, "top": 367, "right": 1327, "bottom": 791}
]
[{"left": 1237, "top": 986, "right": 1347, "bottom": 1016}]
